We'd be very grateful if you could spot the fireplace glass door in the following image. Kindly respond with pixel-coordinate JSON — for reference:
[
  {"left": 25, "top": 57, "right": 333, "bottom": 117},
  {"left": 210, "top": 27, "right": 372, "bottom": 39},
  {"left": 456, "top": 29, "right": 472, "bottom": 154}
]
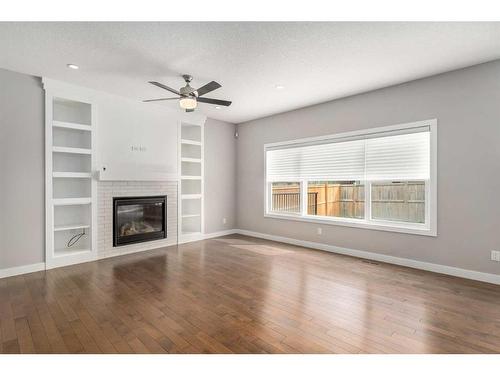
[{"left": 113, "top": 196, "right": 167, "bottom": 246}]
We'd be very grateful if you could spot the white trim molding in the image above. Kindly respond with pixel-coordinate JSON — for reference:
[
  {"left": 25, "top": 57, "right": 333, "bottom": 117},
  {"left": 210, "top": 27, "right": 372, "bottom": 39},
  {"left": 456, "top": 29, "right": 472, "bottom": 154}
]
[
  {"left": 0, "top": 263, "right": 46, "bottom": 279},
  {"left": 203, "top": 229, "right": 239, "bottom": 240},
  {"left": 178, "top": 229, "right": 239, "bottom": 244},
  {"left": 235, "top": 229, "right": 500, "bottom": 285}
]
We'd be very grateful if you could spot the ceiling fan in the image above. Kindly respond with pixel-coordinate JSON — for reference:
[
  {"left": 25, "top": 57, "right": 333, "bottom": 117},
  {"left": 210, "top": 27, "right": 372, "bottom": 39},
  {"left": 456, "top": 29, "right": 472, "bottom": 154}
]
[{"left": 143, "top": 74, "right": 232, "bottom": 112}]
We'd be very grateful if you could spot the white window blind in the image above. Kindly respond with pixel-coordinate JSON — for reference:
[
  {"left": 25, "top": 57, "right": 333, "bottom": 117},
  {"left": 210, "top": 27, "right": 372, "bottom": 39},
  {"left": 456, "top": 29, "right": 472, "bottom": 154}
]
[
  {"left": 266, "top": 139, "right": 365, "bottom": 181},
  {"left": 266, "top": 126, "right": 430, "bottom": 182},
  {"left": 365, "top": 131, "right": 430, "bottom": 181}
]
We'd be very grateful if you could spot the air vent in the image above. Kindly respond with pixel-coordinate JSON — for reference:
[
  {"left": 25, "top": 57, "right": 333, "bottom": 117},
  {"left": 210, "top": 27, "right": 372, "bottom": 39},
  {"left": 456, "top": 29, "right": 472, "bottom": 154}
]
[{"left": 361, "top": 259, "right": 380, "bottom": 265}]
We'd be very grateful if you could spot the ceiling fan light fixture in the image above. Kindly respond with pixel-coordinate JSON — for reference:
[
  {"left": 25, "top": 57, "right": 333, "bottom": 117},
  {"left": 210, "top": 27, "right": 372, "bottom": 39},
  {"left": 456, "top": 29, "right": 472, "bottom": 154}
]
[
  {"left": 146, "top": 75, "right": 230, "bottom": 110},
  {"left": 179, "top": 96, "right": 197, "bottom": 110}
]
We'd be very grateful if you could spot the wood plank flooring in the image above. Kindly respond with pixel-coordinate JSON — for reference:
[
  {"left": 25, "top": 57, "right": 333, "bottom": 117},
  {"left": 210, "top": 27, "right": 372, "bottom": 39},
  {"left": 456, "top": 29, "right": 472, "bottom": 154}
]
[{"left": 1, "top": 234, "right": 500, "bottom": 354}]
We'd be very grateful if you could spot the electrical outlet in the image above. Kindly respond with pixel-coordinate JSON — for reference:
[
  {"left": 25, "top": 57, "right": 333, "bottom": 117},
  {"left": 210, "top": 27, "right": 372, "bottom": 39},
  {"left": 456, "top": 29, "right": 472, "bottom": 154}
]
[
  {"left": 222, "top": 217, "right": 227, "bottom": 225},
  {"left": 317, "top": 227, "right": 322, "bottom": 235},
  {"left": 491, "top": 250, "right": 500, "bottom": 262}
]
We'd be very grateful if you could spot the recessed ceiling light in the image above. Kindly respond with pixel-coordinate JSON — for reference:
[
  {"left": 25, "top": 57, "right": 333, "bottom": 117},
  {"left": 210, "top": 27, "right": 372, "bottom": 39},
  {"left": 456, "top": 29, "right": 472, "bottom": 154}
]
[
  {"left": 275, "top": 85, "right": 284, "bottom": 90},
  {"left": 215, "top": 106, "right": 221, "bottom": 110},
  {"left": 67, "top": 64, "right": 79, "bottom": 70}
]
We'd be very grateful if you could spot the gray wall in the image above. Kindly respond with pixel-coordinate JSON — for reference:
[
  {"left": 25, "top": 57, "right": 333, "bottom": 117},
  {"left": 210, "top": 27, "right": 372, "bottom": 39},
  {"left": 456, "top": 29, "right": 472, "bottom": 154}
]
[
  {"left": 236, "top": 60, "right": 500, "bottom": 275},
  {"left": 204, "top": 118, "right": 237, "bottom": 233},
  {"left": 0, "top": 68, "right": 45, "bottom": 270}
]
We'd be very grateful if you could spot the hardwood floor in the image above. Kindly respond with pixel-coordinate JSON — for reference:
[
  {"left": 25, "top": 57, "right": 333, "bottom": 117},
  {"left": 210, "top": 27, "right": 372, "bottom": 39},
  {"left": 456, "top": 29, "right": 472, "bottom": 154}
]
[{"left": 1, "top": 234, "right": 500, "bottom": 354}]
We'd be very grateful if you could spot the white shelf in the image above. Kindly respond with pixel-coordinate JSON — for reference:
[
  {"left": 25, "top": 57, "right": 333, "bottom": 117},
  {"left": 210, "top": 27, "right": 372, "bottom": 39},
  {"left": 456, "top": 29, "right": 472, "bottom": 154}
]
[
  {"left": 53, "top": 121, "right": 92, "bottom": 132},
  {"left": 181, "top": 157, "right": 202, "bottom": 163},
  {"left": 181, "top": 231, "right": 202, "bottom": 236},
  {"left": 182, "top": 194, "right": 202, "bottom": 200},
  {"left": 54, "top": 248, "right": 91, "bottom": 258},
  {"left": 181, "top": 175, "right": 202, "bottom": 180},
  {"left": 53, "top": 146, "right": 92, "bottom": 155},
  {"left": 53, "top": 198, "right": 92, "bottom": 206},
  {"left": 182, "top": 214, "right": 201, "bottom": 219},
  {"left": 181, "top": 139, "right": 202, "bottom": 146},
  {"left": 54, "top": 224, "right": 90, "bottom": 232},
  {"left": 53, "top": 172, "right": 92, "bottom": 178}
]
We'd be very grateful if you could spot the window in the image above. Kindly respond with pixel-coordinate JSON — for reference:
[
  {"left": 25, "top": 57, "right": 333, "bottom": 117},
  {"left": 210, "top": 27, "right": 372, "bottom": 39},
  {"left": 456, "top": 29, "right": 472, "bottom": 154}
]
[
  {"left": 307, "top": 181, "right": 365, "bottom": 219},
  {"left": 371, "top": 181, "right": 425, "bottom": 223},
  {"left": 265, "top": 120, "right": 436, "bottom": 236},
  {"left": 270, "top": 182, "right": 301, "bottom": 214}
]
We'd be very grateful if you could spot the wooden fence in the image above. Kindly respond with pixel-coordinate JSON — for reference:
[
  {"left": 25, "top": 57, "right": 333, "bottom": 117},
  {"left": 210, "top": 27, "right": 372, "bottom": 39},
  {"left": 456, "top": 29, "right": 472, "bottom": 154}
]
[
  {"left": 371, "top": 182, "right": 425, "bottom": 223},
  {"left": 272, "top": 181, "right": 425, "bottom": 223},
  {"left": 271, "top": 192, "right": 318, "bottom": 214}
]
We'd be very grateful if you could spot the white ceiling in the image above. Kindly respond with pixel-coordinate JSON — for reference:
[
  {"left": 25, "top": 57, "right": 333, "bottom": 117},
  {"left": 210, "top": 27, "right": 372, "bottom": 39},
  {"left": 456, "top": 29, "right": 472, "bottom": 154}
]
[{"left": 1, "top": 22, "right": 500, "bottom": 123}]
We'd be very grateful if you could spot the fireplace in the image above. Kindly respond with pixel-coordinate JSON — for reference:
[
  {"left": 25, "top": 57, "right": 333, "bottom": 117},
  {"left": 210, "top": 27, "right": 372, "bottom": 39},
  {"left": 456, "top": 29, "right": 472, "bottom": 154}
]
[{"left": 113, "top": 196, "right": 167, "bottom": 247}]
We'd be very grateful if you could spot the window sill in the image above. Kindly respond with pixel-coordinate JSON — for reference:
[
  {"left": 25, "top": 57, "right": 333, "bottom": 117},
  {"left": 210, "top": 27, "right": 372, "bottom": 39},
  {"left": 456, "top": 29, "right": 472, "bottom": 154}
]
[{"left": 264, "top": 213, "right": 437, "bottom": 237}]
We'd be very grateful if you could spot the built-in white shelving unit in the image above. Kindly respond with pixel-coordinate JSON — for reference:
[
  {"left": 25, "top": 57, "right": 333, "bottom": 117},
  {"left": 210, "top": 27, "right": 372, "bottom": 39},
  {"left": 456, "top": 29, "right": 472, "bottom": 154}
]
[
  {"left": 44, "top": 80, "right": 97, "bottom": 269},
  {"left": 178, "top": 120, "right": 204, "bottom": 242}
]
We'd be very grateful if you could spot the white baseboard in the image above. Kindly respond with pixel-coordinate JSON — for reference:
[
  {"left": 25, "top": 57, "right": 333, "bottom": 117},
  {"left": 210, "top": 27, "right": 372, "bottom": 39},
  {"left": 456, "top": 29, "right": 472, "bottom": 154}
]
[
  {"left": 203, "top": 229, "right": 239, "bottom": 240},
  {"left": 0, "top": 262, "right": 46, "bottom": 279},
  {"left": 178, "top": 229, "right": 238, "bottom": 244},
  {"left": 177, "top": 232, "right": 204, "bottom": 245},
  {"left": 236, "top": 229, "right": 500, "bottom": 285}
]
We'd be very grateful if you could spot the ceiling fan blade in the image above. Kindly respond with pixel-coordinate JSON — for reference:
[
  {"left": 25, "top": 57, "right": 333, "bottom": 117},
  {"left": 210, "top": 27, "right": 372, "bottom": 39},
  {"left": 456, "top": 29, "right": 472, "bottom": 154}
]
[
  {"left": 149, "top": 81, "right": 181, "bottom": 96},
  {"left": 197, "top": 97, "right": 232, "bottom": 106},
  {"left": 142, "top": 98, "right": 179, "bottom": 102},
  {"left": 196, "top": 81, "right": 221, "bottom": 97}
]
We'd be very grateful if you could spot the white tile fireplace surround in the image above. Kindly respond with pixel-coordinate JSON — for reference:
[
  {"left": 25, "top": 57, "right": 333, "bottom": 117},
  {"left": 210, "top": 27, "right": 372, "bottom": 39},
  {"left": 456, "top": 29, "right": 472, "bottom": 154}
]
[{"left": 97, "top": 180, "right": 178, "bottom": 259}]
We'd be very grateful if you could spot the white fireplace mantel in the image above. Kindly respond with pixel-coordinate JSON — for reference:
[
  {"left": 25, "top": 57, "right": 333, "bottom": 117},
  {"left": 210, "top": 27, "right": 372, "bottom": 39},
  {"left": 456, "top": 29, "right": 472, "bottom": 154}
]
[{"left": 97, "top": 169, "right": 179, "bottom": 182}]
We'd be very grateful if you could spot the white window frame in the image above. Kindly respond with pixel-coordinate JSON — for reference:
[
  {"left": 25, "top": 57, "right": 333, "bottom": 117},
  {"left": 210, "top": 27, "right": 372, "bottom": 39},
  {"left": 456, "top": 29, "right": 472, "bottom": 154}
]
[{"left": 264, "top": 119, "right": 437, "bottom": 237}]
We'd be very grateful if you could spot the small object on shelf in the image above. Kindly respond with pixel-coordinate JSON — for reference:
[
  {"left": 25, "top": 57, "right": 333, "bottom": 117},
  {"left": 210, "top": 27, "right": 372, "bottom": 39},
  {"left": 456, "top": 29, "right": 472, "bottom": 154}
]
[{"left": 67, "top": 229, "right": 86, "bottom": 247}]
